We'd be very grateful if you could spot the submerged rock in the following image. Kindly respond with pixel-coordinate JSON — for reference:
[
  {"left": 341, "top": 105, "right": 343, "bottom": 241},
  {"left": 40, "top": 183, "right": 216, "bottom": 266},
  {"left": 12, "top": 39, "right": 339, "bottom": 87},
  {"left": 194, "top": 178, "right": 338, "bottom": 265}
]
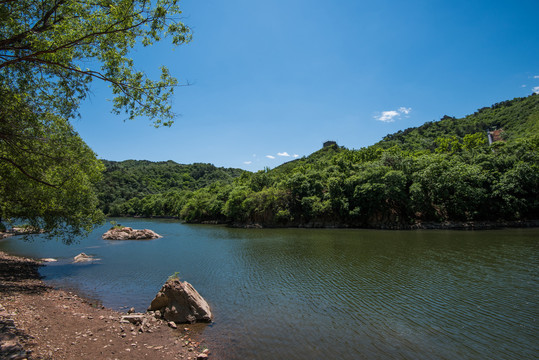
[
  {"left": 73, "top": 253, "right": 99, "bottom": 263},
  {"left": 12, "top": 226, "right": 44, "bottom": 234},
  {"left": 102, "top": 227, "right": 161, "bottom": 240},
  {"left": 148, "top": 278, "right": 212, "bottom": 324}
]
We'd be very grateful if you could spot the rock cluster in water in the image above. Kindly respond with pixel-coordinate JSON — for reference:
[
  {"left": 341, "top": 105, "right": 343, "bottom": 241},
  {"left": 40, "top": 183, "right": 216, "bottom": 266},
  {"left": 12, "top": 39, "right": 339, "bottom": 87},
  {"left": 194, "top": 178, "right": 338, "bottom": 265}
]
[
  {"left": 0, "top": 226, "right": 43, "bottom": 239},
  {"left": 102, "top": 227, "right": 161, "bottom": 240},
  {"left": 148, "top": 278, "right": 212, "bottom": 324}
]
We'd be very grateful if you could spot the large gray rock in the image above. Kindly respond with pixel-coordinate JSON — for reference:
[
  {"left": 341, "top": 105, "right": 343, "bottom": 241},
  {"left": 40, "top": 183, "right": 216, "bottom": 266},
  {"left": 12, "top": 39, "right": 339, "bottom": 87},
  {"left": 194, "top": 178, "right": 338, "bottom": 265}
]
[
  {"left": 102, "top": 227, "right": 161, "bottom": 240},
  {"left": 148, "top": 278, "right": 212, "bottom": 324}
]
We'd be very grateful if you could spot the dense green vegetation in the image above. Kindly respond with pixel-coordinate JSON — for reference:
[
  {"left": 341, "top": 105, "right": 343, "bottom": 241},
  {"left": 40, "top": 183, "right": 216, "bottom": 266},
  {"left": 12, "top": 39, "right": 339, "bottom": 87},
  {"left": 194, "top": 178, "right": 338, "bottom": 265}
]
[
  {"left": 0, "top": 85, "right": 104, "bottom": 241},
  {"left": 96, "top": 161, "right": 244, "bottom": 217},
  {"left": 0, "top": 0, "right": 190, "bottom": 241},
  {"left": 102, "top": 94, "right": 539, "bottom": 228}
]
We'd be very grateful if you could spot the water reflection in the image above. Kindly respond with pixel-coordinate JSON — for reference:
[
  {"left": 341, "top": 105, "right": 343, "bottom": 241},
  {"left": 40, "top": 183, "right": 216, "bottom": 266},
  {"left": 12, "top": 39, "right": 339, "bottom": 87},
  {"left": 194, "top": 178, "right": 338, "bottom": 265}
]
[{"left": 1, "top": 220, "right": 537, "bottom": 360}]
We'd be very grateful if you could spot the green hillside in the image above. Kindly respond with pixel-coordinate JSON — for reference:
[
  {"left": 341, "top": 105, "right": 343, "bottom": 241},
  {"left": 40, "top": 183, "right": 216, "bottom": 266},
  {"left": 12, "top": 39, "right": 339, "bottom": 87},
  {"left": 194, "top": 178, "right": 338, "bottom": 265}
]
[
  {"left": 378, "top": 95, "right": 539, "bottom": 150},
  {"left": 95, "top": 160, "right": 244, "bottom": 216},
  {"left": 103, "top": 94, "right": 539, "bottom": 227}
]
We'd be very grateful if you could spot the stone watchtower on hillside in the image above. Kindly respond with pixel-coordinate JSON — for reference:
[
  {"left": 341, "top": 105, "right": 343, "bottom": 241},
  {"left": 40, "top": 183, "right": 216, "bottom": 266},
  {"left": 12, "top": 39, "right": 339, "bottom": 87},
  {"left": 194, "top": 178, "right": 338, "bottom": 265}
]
[{"left": 323, "top": 141, "right": 337, "bottom": 148}]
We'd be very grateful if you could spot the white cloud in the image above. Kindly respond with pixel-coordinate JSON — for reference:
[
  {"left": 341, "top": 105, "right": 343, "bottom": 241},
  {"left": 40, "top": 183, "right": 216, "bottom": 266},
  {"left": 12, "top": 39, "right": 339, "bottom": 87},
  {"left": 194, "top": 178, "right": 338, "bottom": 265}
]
[
  {"left": 398, "top": 107, "right": 412, "bottom": 115},
  {"left": 533, "top": 86, "right": 539, "bottom": 94},
  {"left": 534, "top": 75, "right": 539, "bottom": 79},
  {"left": 376, "top": 110, "right": 400, "bottom": 122},
  {"left": 522, "top": 84, "right": 527, "bottom": 88},
  {"left": 375, "top": 107, "right": 412, "bottom": 122},
  {"left": 243, "top": 161, "right": 252, "bottom": 165},
  {"left": 277, "top": 152, "right": 290, "bottom": 157},
  {"left": 266, "top": 155, "right": 276, "bottom": 159},
  {"left": 293, "top": 154, "right": 299, "bottom": 158}
]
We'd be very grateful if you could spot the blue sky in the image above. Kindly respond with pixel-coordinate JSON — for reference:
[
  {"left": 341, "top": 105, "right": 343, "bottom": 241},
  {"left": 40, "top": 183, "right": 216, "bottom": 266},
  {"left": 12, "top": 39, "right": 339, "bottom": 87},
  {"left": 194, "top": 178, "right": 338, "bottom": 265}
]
[{"left": 73, "top": 0, "right": 539, "bottom": 170}]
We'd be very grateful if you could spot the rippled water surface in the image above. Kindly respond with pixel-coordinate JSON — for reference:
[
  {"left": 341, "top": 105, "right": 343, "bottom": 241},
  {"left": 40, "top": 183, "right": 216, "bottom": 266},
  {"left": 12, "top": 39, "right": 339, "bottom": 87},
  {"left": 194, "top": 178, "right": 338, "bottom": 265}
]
[{"left": 1, "top": 219, "right": 537, "bottom": 359}]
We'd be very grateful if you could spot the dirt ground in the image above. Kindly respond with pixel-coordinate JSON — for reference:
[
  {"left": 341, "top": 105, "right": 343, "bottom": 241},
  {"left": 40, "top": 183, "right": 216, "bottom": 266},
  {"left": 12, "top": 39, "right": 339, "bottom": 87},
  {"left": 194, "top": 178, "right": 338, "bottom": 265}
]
[{"left": 0, "top": 251, "right": 210, "bottom": 360}]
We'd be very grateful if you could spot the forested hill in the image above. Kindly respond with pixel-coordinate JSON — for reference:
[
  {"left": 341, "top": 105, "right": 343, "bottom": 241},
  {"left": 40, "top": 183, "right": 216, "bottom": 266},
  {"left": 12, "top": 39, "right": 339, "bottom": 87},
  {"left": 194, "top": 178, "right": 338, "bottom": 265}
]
[
  {"left": 95, "top": 160, "right": 244, "bottom": 215},
  {"left": 377, "top": 94, "right": 539, "bottom": 150},
  {"left": 101, "top": 94, "right": 539, "bottom": 227},
  {"left": 264, "top": 94, "right": 539, "bottom": 180}
]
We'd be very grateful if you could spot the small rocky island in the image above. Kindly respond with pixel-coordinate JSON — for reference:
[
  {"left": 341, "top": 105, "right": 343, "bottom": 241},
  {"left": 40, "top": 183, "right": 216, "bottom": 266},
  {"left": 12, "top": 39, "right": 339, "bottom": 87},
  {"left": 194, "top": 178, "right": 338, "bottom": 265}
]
[{"left": 102, "top": 226, "right": 162, "bottom": 240}]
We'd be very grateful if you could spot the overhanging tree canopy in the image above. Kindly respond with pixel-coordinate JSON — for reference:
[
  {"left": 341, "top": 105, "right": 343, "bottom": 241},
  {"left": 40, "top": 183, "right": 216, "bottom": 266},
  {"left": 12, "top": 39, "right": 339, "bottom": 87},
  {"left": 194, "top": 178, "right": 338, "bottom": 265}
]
[
  {"left": 0, "top": 0, "right": 191, "bottom": 241},
  {"left": 0, "top": 0, "right": 191, "bottom": 125},
  {"left": 0, "top": 85, "right": 105, "bottom": 242}
]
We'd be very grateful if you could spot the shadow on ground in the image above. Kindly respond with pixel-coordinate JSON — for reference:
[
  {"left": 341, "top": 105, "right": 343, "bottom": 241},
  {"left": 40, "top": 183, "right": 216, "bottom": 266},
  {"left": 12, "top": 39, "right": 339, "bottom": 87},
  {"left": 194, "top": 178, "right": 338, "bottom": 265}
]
[{"left": 0, "top": 252, "right": 46, "bottom": 359}]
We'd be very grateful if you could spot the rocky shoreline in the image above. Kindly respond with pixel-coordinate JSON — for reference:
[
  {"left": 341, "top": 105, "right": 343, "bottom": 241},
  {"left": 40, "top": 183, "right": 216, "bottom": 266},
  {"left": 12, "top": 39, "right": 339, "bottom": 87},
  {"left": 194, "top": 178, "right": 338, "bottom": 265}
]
[
  {"left": 0, "top": 251, "right": 211, "bottom": 360},
  {"left": 0, "top": 227, "right": 43, "bottom": 239},
  {"left": 227, "top": 219, "right": 539, "bottom": 230},
  {"left": 103, "top": 215, "right": 539, "bottom": 230}
]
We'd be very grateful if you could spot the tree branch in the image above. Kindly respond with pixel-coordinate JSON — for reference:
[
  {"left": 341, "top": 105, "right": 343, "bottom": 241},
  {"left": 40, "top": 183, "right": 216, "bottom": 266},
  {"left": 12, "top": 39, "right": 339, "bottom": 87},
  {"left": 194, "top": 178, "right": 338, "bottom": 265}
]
[
  {"left": 0, "top": 156, "right": 59, "bottom": 188},
  {"left": 0, "top": 13, "right": 150, "bottom": 69}
]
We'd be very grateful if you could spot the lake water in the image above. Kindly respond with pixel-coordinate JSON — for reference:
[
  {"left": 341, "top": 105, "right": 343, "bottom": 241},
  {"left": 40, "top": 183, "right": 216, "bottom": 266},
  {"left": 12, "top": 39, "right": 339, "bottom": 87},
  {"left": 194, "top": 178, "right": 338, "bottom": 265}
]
[{"left": 1, "top": 218, "right": 537, "bottom": 359}]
